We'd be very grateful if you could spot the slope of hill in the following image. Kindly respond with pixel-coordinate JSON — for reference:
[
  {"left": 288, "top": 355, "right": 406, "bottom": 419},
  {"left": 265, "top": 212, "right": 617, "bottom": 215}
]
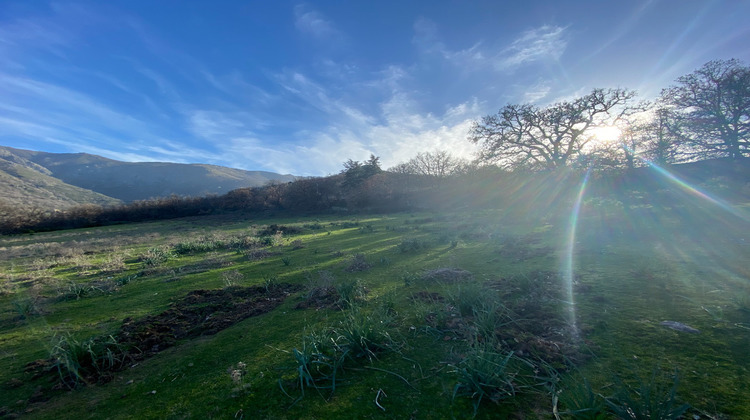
[
  {"left": 1, "top": 146, "right": 297, "bottom": 202},
  {"left": 0, "top": 149, "right": 122, "bottom": 210}
]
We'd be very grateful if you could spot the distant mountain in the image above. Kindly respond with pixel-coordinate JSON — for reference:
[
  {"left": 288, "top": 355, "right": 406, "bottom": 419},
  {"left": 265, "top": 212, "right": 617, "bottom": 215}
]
[
  {"left": 0, "top": 148, "right": 122, "bottom": 210},
  {"left": 0, "top": 146, "right": 297, "bottom": 204}
]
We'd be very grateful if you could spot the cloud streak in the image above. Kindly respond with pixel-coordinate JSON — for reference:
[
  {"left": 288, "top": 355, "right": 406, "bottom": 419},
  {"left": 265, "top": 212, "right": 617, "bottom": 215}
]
[{"left": 496, "top": 25, "right": 568, "bottom": 69}]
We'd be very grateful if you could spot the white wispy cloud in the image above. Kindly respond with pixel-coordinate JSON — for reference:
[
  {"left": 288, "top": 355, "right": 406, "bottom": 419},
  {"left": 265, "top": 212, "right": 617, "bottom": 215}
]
[
  {"left": 412, "top": 17, "right": 485, "bottom": 67},
  {"left": 293, "top": 4, "right": 342, "bottom": 40},
  {"left": 522, "top": 80, "right": 552, "bottom": 103},
  {"left": 496, "top": 25, "right": 568, "bottom": 69}
]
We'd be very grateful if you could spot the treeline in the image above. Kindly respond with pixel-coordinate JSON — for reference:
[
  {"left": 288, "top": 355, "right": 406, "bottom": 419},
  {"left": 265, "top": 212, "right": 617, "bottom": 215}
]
[
  {"left": 0, "top": 163, "right": 566, "bottom": 234},
  {"left": 3, "top": 155, "right": 749, "bottom": 235}
]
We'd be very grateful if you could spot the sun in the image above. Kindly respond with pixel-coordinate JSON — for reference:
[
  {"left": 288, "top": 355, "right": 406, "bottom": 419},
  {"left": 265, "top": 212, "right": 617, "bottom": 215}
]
[{"left": 590, "top": 125, "right": 622, "bottom": 144}]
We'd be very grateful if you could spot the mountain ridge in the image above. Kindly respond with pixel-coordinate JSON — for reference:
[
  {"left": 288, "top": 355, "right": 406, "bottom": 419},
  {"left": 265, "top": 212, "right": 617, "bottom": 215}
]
[{"left": 0, "top": 146, "right": 297, "bottom": 207}]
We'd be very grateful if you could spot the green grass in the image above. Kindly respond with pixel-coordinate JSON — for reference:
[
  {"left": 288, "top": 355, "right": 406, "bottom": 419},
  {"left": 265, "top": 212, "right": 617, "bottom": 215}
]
[{"left": 0, "top": 206, "right": 748, "bottom": 419}]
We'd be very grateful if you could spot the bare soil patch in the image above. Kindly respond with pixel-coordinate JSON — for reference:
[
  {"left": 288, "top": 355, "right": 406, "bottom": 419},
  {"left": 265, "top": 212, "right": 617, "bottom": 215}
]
[
  {"left": 119, "top": 283, "right": 303, "bottom": 356},
  {"left": 25, "top": 283, "right": 303, "bottom": 391}
]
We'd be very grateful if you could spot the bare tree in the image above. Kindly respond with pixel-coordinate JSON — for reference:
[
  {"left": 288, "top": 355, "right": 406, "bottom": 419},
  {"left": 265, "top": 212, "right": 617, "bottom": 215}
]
[
  {"left": 396, "top": 150, "right": 468, "bottom": 178},
  {"left": 635, "top": 107, "right": 685, "bottom": 165},
  {"left": 661, "top": 59, "right": 750, "bottom": 160},
  {"left": 469, "top": 88, "right": 641, "bottom": 170}
]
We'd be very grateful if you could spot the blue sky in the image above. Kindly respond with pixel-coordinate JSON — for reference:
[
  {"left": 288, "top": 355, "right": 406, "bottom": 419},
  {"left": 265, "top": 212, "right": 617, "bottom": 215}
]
[{"left": 1, "top": 1, "right": 748, "bottom": 176}]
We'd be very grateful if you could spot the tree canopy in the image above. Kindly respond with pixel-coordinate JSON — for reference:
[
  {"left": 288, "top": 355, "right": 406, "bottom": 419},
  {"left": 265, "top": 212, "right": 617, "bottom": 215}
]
[
  {"left": 469, "top": 88, "right": 641, "bottom": 170},
  {"left": 661, "top": 58, "right": 750, "bottom": 160}
]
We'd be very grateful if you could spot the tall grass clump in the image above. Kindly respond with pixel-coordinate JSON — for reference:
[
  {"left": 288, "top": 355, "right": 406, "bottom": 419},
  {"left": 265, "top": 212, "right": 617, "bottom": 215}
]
[
  {"left": 282, "top": 329, "right": 345, "bottom": 402},
  {"left": 449, "top": 281, "right": 492, "bottom": 317},
  {"left": 50, "top": 334, "right": 129, "bottom": 388},
  {"left": 398, "top": 237, "right": 428, "bottom": 253},
  {"left": 557, "top": 376, "right": 608, "bottom": 419},
  {"left": 12, "top": 296, "right": 39, "bottom": 319},
  {"left": 140, "top": 246, "right": 173, "bottom": 267},
  {"left": 334, "top": 306, "right": 399, "bottom": 361},
  {"left": 335, "top": 278, "right": 366, "bottom": 307},
  {"left": 450, "top": 342, "right": 519, "bottom": 416},
  {"left": 605, "top": 370, "right": 690, "bottom": 420}
]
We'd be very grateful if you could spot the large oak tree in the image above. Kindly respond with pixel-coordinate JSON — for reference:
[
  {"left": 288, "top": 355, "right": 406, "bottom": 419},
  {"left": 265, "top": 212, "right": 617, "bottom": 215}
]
[
  {"left": 661, "top": 59, "right": 750, "bottom": 160},
  {"left": 469, "top": 88, "right": 640, "bottom": 170}
]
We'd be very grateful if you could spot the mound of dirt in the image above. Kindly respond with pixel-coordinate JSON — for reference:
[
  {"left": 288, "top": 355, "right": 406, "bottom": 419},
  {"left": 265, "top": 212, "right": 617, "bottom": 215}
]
[
  {"left": 120, "top": 284, "right": 303, "bottom": 356},
  {"left": 421, "top": 268, "right": 473, "bottom": 283},
  {"left": 294, "top": 286, "right": 341, "bottom": 310}
]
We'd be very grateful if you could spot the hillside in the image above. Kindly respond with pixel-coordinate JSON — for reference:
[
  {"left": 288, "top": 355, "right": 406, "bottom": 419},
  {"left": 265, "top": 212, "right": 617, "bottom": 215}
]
[
  {"left": 0, "top": 149, "right": 121, "bottom": 210},
  {"left": 1, "top": 146, "right": 297, "bottom": 203}
]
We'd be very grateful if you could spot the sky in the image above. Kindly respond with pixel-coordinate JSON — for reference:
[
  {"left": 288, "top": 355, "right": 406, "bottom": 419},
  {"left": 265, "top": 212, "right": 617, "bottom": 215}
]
[{"left": 1, "top": 1, "right": 749, "bottom": 176}]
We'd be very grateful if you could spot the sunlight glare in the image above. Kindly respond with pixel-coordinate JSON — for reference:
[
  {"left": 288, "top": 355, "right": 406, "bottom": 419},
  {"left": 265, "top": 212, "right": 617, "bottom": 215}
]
[{"left": 590, "top": 125, "right": 622, "bottom": 143}]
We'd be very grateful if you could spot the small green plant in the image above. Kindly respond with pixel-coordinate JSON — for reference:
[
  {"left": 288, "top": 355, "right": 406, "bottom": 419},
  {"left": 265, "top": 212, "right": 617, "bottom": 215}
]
[
  {"left": 451, "top": 343, "right": 518, "bottom": 415},
  {"left": 449, "top": 281, "right": 491, "bottom": 317},
  {"left": 733, "top": 294, "right": 750, "bottom": 312},
  {"left": 141, "top": 246, "right": 173, "bottom": 267},
  {"left": 605, "top": 370, "right": 690, "bottom": 420},
  {"left": 222, "top": 270, "right": 244, "bottom": 287},
  {"left": 64, "top": 281, "right": 100, "bottom": 300},
  {"left": 471, "top": 298, "right": 508, "bottom": 343},
  {"left": 228, "top": 361, "right": 251, "bottom": 396},
  {"left": 281, "top": 329, "right": 345, "bottom": 402},
  {"left": 557, "top": 376, "right": 608, "bottom": 420},
  {"left": 281, "top": 256, "right": 292, "bottom": 266},
  {"left": 263, "top": 274, "right": 279, "bottom": 292},
  {"left": 12, "top": 296, "right": 38, "bottom": 319},
  {"left": 115, "top": 274, "right": 137, "bottom": 287},
  {"left": 335, "top": 278, "right": 366, "bottom": 307},
  {"left": 400, "top": 270, "right": 420, "bottom": 286}
]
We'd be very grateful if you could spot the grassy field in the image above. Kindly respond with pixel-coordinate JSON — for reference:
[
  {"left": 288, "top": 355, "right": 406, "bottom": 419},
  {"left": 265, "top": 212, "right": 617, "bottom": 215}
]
[{"left": 1, "top": 194, "right": 749, "bottom": 418}]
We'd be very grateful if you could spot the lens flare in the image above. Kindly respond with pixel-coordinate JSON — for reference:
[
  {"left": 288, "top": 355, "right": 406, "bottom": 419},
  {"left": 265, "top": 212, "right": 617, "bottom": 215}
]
[
  {"left": 644, "top": 160, "right": 749, "bottom": 223},
  {"left": 562, "top": 168, "right": 592, "bottom": 339}
]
